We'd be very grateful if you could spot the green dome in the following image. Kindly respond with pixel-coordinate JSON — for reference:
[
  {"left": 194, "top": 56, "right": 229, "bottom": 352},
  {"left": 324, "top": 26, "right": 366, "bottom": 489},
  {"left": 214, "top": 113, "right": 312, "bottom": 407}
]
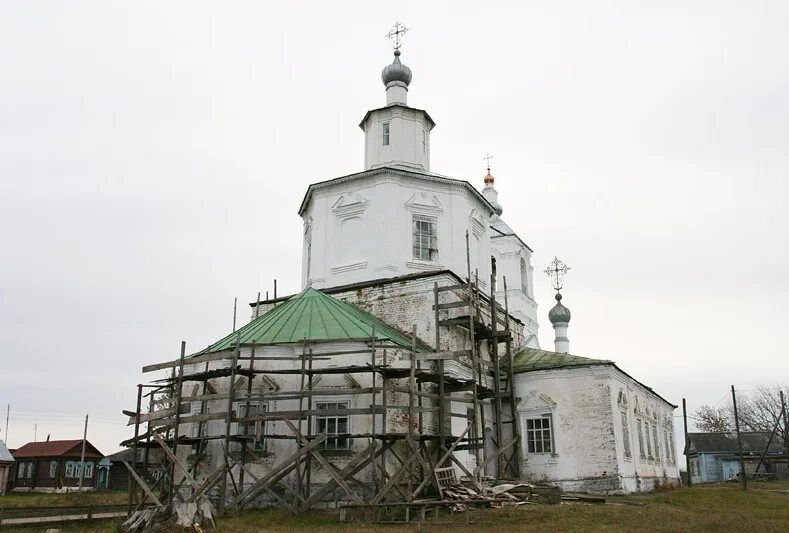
[{"left": 548, "top": 293, "right": 571, "bottom": 324}]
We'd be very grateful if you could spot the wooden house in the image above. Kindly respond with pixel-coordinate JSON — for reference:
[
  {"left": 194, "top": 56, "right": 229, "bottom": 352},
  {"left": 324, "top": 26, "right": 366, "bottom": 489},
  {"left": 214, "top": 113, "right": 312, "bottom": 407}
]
[{"left": 11, "top": 439, "right": 105, "bottom": 492}]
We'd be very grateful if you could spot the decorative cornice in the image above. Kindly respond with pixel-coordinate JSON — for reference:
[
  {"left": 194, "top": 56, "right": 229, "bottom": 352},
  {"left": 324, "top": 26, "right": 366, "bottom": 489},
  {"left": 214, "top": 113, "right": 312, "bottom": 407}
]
[{"left": 298, "top": 166, "right": 496, "bottom": 217}]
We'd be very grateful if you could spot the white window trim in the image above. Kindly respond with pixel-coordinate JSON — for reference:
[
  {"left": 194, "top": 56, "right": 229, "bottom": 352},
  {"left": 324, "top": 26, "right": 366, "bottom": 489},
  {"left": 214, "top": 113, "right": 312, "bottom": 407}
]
[
  {"left": 382, "top": 122, "right": 390, "bottom": 146},
  {"left": 65, "top": 462, "right": 74, "bottom": 478},
  {"left": 314, "top": 397, "right": 352, "bottom": 451},
  {"left": 524, "top": 413, "right": 554, "bottom": 455},
  {"left": 411, "top": 215, "right": 439, "bottom": 263}
]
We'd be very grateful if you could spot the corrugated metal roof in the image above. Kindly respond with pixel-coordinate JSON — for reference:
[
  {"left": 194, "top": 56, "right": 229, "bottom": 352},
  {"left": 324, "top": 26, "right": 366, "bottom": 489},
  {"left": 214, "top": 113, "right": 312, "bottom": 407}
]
[
  {"left": 193, "top": 287, "right": 424, "bottom": 355},
  {"left": 511, "top": 347, "right": 613, "bottom": 372},
  {"left": 12, "top": 440, "right": 103, "bottom": 458},
  {"left": 0, "top": 440, "right": 15, "bottom": 463}
]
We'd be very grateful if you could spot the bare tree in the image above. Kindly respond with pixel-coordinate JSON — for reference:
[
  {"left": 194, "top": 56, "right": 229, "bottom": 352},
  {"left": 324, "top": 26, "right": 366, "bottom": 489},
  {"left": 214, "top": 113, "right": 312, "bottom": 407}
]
[
  {"left": 729, "top": 384, "right": 788, "bottom": 447},
  {"left": 694, "top": 404, "right": 732, "bottom": 432}
]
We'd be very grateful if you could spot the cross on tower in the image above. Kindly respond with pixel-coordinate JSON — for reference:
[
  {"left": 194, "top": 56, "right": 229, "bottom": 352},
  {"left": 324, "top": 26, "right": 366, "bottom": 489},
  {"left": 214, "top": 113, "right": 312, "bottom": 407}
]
[
  {"left": 386, "top": 21, "right": 409, "bottom": 50},
  {"left": 544, "top": 257, "right": 570, "bottom": 292},
  {"left": 483, "top": 152, "right": 494, "bottom": 173}
]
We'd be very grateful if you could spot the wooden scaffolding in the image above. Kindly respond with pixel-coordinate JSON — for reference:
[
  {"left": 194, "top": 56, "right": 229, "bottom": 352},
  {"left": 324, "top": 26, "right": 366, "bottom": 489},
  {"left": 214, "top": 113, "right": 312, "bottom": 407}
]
[{"left": 122, "top": 237, "right": 521, "bottom": 520}]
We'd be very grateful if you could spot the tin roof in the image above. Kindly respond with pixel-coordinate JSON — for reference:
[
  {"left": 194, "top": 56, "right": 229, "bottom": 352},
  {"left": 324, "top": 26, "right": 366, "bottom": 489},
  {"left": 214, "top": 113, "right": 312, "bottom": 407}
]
[
  {"left": 512, "top": 347, "right": 613, "bottom": 372},
  {"left": 0, "top": 440, "right": 14, "bottom": 463},
  {"left": 686, "top": 432, "right": 785, "bottom": 454},
  {"left": 11, "top": 439, "right": 103, "bottom": 459},
  {"left": 510, "top": 347, "right": 676, "bottom": 408},
  {"left": 193, "top": 287, "right": 424, "bottom": 355}
]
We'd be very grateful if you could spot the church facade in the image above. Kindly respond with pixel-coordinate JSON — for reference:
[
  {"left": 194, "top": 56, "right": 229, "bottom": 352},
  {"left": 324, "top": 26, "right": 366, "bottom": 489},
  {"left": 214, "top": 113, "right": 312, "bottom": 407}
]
[{"left": 136, "top": 39, "right": 679, "bottom": 506}]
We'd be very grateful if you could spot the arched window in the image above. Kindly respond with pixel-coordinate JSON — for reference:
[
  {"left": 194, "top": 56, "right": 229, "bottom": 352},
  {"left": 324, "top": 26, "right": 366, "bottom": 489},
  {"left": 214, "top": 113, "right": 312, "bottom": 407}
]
[{"left": 520, "top": 257, "right": 529, "bottom": 295}]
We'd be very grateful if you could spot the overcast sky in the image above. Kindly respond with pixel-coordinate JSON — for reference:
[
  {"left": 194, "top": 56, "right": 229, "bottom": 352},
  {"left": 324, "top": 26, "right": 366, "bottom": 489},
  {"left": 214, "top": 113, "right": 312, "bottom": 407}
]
[{"left": 1, "top": 1, "right": 787, "bottom": 457}]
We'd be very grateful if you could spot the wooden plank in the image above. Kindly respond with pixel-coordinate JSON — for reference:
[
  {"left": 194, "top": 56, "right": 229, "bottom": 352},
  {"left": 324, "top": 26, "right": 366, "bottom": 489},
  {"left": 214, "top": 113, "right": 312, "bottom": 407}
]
[
  {"left": 151, "top": 432, "right": 199, "bottom": 491},
  {"left": 227, "top": 434, "right": 327, "bottom": 510},
  {"left": 122, "top": 461, "right": 164, "bottom": 508},
  {"left": 413, "top": 350, "right": 470, "bottom": 361},
  {"left": 296, "top": 441, "right": 386, "bottom": 513},
  {"left": 432, "top": 300, "right": 469, "bottom": 310},
  {"left": 436, "top": 283, "right": 470, "bottom": 293},
  {"left": 281, "top": 419, "right": 363, "bottom": 505}
]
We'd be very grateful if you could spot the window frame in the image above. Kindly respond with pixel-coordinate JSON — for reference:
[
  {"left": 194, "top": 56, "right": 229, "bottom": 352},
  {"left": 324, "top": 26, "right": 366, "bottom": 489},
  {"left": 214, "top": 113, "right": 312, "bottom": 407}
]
[
  {"left": 382, "top": 122, "right": 390, "bottom": 146},
  {"left": 525, "top": 415, "right": 553, "bottom": 455},
  {"left": 237, "top": 401, "right": 268, "bottom": 452},
  {"left": 620, "top": 410, "right": 632, "bottom": 458},
  {"left": 636, "top": 418, "right": 645, "bottom": 459},
  {"left": 652, "top": 424, "right": 661, "bottom": 463},
  {"left": 412, "top": 215, "right": 438, "bottom": 262},
  {"left": 645, "top": 421, "right": 653, "bottom": 459},
  {"left": 65, "top": 462, "right": 74, "bottom": 478},
  {"left": 315, "top": 399, "right": 352, "bottom": 451},
  {"left": 49, "top": 461, "right": 57, "bottom": 479},
  {"left": 85, "top": 462, "right": 94, "bottom": 479}
]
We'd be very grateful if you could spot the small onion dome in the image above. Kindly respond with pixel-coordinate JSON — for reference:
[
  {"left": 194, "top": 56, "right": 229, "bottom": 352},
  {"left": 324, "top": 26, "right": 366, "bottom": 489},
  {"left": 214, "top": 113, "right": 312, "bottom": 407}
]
[
  {"left": 381, "top": 50, "right": 412, "bottom": 87},
  {"left": 548, "top": 293, "right": 571, "bottom": 324},
  {"left": 484, "top": 172, "right": 495, "bottom": 186}
]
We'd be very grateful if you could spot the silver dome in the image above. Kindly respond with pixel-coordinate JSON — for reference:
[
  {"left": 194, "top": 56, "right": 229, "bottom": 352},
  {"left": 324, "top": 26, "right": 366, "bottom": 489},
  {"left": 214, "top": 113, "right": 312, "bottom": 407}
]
[
  {"left": 381, "top": 50, "right": 412, "bottom": 87},
  {"left": 548, "top": 293, "right": 571, "bottom": 324}
]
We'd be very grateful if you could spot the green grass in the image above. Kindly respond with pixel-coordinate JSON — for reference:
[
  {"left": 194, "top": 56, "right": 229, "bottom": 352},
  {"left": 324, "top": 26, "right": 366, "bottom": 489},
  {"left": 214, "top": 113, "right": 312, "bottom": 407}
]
[
  {"left": 1, "top": 483, "right": 787, "bottom": 532},
  {"left": 0, "top": 490, "right": 128, "bottom": 509}
]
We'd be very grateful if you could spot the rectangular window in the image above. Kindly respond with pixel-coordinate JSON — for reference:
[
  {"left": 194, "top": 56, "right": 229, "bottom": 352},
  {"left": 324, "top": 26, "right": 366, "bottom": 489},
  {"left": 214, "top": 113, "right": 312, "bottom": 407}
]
[
  {"left": 85, "top": 463, "right": 94, "bottom": 479},
  {"left": 652, "top": 425, "right": 661, "bottom": 463},
  {"left": 669, "top": 431, "right": 676, "bottom": 464},
  {"left": 65, "top": 462, "right": 74, "bottom": 478},
  {"left": 422, "top": 130, "right": 426, "bottom": 153},
  {"left": 382, "top": 122, "right": 390, "bottom": 146},
  {"left": 620, "top": 411, "right": 631, "bottom": 457},
  {"left": 664, "top": 430, "right": 672, "bottom": 464},
  {"left": 316, "top": 401, "right": 350, "bottom": 450},
  {"left": 412, "top": 217, "right": 438, "bottom": 261},
  {"left": 637, "top": 419, "right": 645, "bottom": 459},
  {"left": 238, "top": 402, "right": 267, "bottom": 451},
  {"left": 49, "top": 461, "right": 57, "bottom": 478},
  {"left": 75, "top": 463, "right": 83, "bottom": 478},
  {"left": 526, "top": 416, "right": 553, "bottom": 454},
  {"left": 645, "top": 422, "right": 653, "bottom": 458}
]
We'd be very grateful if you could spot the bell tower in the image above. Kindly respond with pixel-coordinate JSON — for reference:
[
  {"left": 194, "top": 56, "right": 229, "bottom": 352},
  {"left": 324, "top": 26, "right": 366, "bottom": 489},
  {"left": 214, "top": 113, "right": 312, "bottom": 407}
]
[{"left": 359, "top": 23, "right": 435, "bottom": 171}]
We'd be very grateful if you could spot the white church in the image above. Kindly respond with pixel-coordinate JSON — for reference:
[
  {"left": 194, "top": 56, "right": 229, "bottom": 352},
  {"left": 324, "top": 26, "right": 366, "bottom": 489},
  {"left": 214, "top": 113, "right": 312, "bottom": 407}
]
[{"left": 135, "top": 33, "right": 680, "bottom": 508}]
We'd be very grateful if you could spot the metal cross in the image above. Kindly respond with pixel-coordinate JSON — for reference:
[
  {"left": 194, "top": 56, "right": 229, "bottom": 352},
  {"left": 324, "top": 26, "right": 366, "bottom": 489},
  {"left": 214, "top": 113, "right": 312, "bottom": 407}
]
[
  {"left": 544, "top": 257, "right": 570, "bottom": 291},
  {"left": 386, "top": 21, "right": 409, "bottom": 50},
  {"left": 483, "top": 153, "right": 494, "bottom": 173}
]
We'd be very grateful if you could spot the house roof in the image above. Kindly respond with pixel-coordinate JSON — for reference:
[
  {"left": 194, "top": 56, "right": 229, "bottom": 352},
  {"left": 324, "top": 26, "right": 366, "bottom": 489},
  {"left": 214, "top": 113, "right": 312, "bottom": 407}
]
[
  {"left": 0, "top": 440, "right": 14, "bottom": 463},
  {"left": 510, "top": 347, "right": 676, "bottom": 408},
  {"left": 11, "top": 439, "right": 103, "bottom": 459},
  {"left": 686, "top": 432, "right": 785, "bottom": 454},
  {"left": 192, "top": 287, "right": 426, "bottom": 356}
]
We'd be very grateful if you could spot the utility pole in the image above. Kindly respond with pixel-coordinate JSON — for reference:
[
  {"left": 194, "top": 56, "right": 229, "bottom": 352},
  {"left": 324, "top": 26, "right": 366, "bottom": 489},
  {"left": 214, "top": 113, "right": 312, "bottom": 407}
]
[
  {"left": 731, "top": 386, "right": 747, "bottom": 490},
  {"left": 34, "top": 424, "right": 37, "bottom": 442},
  {"left": 781, "top": 390, "right": 789, "bottom": 459},
  {"left": 78, "top": 414, "right": 88, "bottom": 491},
  {"left": 4, "top": 404, "right": 9, "bottom": 444},
  {"left": 232, "top": 297, "right": 238, "bottom": 332},
  {"left": 682, "top": 398, "right": 691, "bottom": 487}
]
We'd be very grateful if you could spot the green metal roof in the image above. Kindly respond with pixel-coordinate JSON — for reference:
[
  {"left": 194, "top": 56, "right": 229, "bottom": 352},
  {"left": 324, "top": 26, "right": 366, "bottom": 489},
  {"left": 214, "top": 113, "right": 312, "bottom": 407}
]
[
  {"left": 192, "top": 287, "right": 423, "bottom": 356},
  {"left": 511, "top": 347, "right": 613, "bottom": 373}
]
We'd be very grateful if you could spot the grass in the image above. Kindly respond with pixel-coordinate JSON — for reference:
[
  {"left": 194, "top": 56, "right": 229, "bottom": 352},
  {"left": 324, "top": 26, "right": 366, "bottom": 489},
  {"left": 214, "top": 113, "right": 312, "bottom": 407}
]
[
  {"left": 1, "top": 482, "right": 787, "bottom": 532},
  {"left": 0, "top": 490, "right": 128, "bottom": 509}
]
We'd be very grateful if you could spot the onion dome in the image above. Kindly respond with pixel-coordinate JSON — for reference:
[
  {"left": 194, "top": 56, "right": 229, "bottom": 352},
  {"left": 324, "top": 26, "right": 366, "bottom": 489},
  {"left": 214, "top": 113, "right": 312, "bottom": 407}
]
[
  {"left": 381, "top": 50, "right": 412, "bottom": 87},
  {"left": 548, "top": 293, "right": 571, "bottom": 324},
  {"left": 484, "top": 172, "right": 495, "bottom": 186}
]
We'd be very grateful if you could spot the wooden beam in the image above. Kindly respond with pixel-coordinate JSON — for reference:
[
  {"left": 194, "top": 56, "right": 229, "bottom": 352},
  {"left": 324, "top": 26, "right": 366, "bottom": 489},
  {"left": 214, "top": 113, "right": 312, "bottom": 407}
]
[{"left": 122, "top": 461, "right": 164, "bottom": 508}]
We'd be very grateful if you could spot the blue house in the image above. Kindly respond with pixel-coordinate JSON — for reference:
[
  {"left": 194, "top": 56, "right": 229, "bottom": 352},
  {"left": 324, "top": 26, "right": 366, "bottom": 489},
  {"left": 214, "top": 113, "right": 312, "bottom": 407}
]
[{"left": 685, "top": 432, "right": 786, "bottom": 483}]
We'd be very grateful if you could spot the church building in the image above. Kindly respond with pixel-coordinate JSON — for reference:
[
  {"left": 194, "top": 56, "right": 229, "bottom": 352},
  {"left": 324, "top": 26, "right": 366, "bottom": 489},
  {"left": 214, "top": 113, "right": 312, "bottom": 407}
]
[{"left": 131, "top": 31, "right": 679, "bottom": 511}]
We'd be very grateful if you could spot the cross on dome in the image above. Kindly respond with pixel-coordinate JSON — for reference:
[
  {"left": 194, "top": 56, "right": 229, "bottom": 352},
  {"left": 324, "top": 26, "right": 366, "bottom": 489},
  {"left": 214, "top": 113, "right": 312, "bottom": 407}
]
[
  {"left": 386, "top": 21, "right": 409, "bottom": 50},
  {"left": 544, "top": 257, "right": 570, "bottom": 292}
]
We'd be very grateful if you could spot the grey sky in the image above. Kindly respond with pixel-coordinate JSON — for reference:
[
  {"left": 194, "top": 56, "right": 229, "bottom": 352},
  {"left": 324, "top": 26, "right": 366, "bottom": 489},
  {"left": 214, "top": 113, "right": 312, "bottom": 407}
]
[{"left": 1, "top": 1, "right": 787, "bottom": 456}]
